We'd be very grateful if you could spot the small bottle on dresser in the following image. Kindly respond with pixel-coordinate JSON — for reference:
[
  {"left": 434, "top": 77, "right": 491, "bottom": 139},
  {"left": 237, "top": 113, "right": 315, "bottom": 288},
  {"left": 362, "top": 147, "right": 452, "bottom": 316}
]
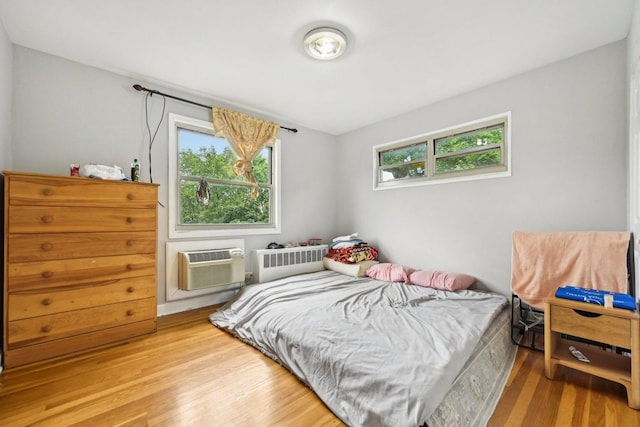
[{"left": 131, "top": 158, "right": 140, "bottom": 182}]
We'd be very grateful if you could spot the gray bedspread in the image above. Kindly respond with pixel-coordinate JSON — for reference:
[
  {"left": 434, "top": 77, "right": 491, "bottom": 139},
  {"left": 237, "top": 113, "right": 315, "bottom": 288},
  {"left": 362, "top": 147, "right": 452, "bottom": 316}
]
[{"left": 210, "top": 270, "right": 507, "bottom": 427}]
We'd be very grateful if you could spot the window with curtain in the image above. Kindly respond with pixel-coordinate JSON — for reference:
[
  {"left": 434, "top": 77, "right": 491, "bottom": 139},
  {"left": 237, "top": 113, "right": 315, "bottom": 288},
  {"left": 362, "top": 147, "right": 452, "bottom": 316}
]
[{"left": 168, "top": 113, "right": 281, "bottom": 238}]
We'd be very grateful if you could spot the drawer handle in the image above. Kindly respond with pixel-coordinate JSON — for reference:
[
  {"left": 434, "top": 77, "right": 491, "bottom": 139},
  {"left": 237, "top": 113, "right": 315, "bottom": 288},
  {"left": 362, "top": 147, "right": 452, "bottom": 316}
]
[
  {"left": 126, "top": 217, "right": 134, "bottom": 224},
  {"left": 573, "top": 309, "right": 602, "bottom": 318},
  {"left": 126, "top": 240, "right": 134, "bottom": 247},
  {"left": 127, "top": 286, "right": 135, "bottom": 293},
  {"left": 41, "top": 215, "right": 54, "bottom": 223},
  {"left": 41, "top": 242, "right": 53, "bottom": 251},
  {"left": 42, "top": 271, "right": 54, "bottom": 278},
  {"left": 41, "top": 325, "right": 52, "bottom": 333},
  {"left": 127, "top": 193, "right": 135, "bottom": 200},
  {"left": 41, "top": 298, "right": 53, "bottom": 306},
  {"left": 126, "top": 309, "right": 135, "bottom": 316},
  {"left": 42, "top": 188, "right": 53, "bottom": 196}
]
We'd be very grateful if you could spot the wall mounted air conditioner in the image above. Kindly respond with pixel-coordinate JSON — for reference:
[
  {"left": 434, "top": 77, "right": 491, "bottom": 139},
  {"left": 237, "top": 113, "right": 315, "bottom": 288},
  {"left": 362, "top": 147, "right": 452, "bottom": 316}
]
[{"left": 178, "top": 248, "right": 244, "bottom": 291}]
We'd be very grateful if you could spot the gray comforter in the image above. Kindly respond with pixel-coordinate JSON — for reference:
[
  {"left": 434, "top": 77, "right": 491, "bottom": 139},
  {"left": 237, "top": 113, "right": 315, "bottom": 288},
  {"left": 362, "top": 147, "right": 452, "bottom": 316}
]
[{"left": 210, "top": 270, "right": 507, "bottom": 427}]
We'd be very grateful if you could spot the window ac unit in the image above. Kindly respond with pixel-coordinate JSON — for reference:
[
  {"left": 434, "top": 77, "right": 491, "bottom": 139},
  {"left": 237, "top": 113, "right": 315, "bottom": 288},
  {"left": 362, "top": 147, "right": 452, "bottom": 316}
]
[{"left": 178, "top": 248, "right": 244, "bottom": 291}]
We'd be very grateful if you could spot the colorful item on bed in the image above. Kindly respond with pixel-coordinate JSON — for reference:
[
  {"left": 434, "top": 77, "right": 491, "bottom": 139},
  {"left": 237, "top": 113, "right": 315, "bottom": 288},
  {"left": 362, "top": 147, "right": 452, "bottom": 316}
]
[
  {"left": 364, "top": 263, "right": 477, "bottom": 290},
  {"left": 326, "top": 245, "right": 379, "bottom": 263},
  {"left": 365, "top": 262, "right": 414, "bottom": 283},
  {"left": 409, "top": 269, "right": 476, "bottom": 291}
]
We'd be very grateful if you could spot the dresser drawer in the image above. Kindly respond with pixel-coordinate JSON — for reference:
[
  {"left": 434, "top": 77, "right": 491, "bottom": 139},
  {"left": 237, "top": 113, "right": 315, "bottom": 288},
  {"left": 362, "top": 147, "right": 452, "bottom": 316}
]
[
  {"left": 8, "top": 206, "right": 157, "bottom": 233},
  {"left": 7, "top": 297, "right": 157, "bottom": 349},
  {"left": 3, "top": 319, "right": 157, "bottom": 369},
  {"left": 550, "top": 305, "right": 631, "bottom": 348},
  {"left": 7, "top": 174, "right": 157, "bottom": 208},
  {"left": 8, "top": 276, "right": 156, "bottom": 320},
  {"left": 7, "top": 254, "right": 157, "bottom": 292},
  {"left": 8, "top": 231, "right": 157, "bottom": 262}
]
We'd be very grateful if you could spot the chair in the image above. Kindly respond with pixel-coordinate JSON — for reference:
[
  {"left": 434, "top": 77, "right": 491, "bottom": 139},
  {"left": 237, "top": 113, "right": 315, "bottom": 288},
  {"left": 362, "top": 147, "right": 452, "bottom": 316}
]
[{"left": 510, "top": 231, "right": 634, "bottom": 351}]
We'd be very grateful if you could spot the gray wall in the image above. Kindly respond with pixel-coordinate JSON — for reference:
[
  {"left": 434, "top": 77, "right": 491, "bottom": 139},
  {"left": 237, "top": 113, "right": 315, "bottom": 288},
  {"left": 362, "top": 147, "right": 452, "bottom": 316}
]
[
  {"left": 336, "top": 41, "right": 628, "bottom": 296},
  {"left": 628, "top": 0, "right": 640, "bottom": 297},
  {"left": 0, "top": 18, "right": 10, "bottom": 170},
  {"left": 6, "top": 39, "right": 632, "bottom": 304},
  {"left": 11, "top": 46, "right": 339, "bottom": 308}
]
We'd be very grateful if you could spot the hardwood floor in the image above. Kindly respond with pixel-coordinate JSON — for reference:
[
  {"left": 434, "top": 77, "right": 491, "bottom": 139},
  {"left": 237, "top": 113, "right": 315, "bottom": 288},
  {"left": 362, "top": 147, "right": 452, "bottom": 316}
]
[
  {"left": 0, "top": 305, "right": 342, "bottom": 427},
  {"left": 488, "top": 344, "right": 640, "bottom": 427},
  {"left": 1, "top": 305, "right": 639, "bottom": 426}
]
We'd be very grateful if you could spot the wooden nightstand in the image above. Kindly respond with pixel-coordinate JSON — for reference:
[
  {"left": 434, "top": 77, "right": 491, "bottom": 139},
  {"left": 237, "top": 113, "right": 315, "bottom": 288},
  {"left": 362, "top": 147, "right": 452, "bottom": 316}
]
[{"left": 544, "top": 297, "right": 640, "bottom": 409}]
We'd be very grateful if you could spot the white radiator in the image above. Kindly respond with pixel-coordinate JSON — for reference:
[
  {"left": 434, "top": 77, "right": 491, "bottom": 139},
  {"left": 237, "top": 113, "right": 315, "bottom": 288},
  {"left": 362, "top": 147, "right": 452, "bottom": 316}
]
[
  {"left": 178, "top": 248, "right": 244, "bottom": 291},
  {"left": 255, "top": 244, "right": 328, "bottom": 283}
]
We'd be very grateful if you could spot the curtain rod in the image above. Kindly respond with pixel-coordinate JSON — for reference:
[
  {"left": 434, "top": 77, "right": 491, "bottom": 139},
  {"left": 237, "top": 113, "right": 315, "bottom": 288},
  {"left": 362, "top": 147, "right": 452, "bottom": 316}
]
[{"left": 132, "top": 84, "right": 298, "bottom": 133}]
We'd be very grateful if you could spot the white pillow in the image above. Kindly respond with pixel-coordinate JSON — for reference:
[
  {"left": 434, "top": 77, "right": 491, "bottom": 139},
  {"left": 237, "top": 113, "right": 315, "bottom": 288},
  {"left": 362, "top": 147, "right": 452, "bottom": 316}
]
[{"left": 323, "top": 257, "right": 379, "bottom": 277}]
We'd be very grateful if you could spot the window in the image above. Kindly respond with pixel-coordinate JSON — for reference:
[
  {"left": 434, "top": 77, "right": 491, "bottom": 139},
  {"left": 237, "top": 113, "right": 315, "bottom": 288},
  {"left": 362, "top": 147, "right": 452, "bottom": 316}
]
[
  {"left": 168, "top": 113, "right": 280, "bottom": 238},
  {"left": 374, "top": 112, "right": 510, "bottom": 190}
]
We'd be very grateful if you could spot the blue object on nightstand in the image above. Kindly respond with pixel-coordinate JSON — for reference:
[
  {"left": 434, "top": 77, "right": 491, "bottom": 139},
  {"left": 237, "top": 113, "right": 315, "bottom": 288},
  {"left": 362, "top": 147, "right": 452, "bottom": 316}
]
[{"left": 555, "top": 285, "right": 637, "bottom": 310}]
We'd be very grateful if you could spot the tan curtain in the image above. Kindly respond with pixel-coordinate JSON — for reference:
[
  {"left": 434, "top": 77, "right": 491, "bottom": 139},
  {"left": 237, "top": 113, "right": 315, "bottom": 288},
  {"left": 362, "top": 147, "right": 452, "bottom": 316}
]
[{"left": 212, "top": 107, "right": 280, "bottom": 198}]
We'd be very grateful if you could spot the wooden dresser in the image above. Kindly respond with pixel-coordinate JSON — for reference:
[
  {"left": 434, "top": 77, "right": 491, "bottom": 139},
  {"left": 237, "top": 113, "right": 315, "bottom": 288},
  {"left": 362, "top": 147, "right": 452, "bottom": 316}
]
[{"left": 2, "top": 171, "right": 159, "bottom": 368}]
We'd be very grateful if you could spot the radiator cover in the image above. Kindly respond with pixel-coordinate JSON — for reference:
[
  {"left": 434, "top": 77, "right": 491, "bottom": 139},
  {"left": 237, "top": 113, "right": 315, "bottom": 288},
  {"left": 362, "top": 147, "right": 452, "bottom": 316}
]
[{"left": 254, "top": 244, "right": 328, "bottom": 283}]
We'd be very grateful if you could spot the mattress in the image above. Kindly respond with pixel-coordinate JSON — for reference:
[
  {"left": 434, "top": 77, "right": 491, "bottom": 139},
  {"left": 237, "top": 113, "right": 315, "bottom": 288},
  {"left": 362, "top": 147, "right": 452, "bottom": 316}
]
[
  {"left": 210, "top": 270, "right": 515, "bottom": 427},
  {"left": 426, "top": 304, "right": 515, "bottom": 426}
]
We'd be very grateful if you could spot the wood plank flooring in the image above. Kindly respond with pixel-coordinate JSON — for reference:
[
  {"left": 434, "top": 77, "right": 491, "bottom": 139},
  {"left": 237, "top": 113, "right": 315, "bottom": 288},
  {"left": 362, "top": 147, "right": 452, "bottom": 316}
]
[
  {"left": 488, "top": 344, "right": 640, "bottom": 426},
  {"left": 1, "top": 305, "right": 639, "bottom": 426}
]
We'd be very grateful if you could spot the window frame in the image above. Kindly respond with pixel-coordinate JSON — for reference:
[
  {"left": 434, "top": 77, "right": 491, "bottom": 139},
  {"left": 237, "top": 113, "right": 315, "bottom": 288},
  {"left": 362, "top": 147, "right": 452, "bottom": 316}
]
[
  {"left": 168, "top": 113, "right": 281, "bottom": 239},
  {"left": 373, "top": 112, "right": 511, "bottom": 190}
]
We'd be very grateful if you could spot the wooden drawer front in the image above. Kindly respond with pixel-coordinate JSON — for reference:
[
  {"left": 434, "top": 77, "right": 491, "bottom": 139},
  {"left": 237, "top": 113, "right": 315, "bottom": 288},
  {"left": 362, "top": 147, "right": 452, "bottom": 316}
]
[
  {"left": 8, "top": 206, "right": 157, "bottom": 233},
  {"left": 4, "top": 319, "right": 157, "bottom": 369},
  {"left": 7, "top": 254, "right": 157, "bottom": 292},
  {"left": 8, "top": 175, "right": 157, "bottom": 208},
  {"left": 551, "top": 306, "right": 631, "bottom": 348},
  {"left": 7, "top": 297, "right": 156, "bottom": 349},
  {"left": 8, "top": 276, "right": 156, "bottom": 320},
  {"left": 8, "top": 231, "right": 157, "bottom": 262}
]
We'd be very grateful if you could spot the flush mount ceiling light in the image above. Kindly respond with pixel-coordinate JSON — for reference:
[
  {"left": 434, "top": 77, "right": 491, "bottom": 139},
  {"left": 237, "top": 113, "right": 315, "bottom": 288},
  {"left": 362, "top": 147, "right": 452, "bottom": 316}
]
[{"left": 303, "top": 27, "right": 347, "bottom": 60}]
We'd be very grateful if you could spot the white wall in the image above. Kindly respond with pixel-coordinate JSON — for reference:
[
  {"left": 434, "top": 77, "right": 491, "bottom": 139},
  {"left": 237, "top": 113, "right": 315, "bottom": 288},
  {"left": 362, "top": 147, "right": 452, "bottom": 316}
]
[
  {"left": 0, "top": 17, "right": 11, "bottom": 170},
  {"left": 628, "top": 0, "right": 640, "bottom": 298},
  {"left": 11, "top": 46, "right": 339, "bottom": 309},
  {"left": 336, "top": 41, "right": 628, "bottom": 296},
  {"left": 7, "top": 38, "right": 632, "bottom": 303}
]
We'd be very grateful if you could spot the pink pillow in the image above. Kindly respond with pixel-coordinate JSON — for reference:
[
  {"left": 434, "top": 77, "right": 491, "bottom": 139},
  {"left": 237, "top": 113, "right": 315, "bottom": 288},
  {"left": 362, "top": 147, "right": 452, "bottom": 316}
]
[
  {"left": 366, "top": 263, "right": 415, "bottom": 283},
  {"left": 408, "top": 270, "right": 476, "bottom": 291}
]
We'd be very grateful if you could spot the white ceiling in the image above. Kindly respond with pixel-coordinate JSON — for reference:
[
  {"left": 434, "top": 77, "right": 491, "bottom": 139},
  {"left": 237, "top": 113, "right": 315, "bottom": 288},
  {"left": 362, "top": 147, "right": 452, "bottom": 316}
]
[{"left": 0, "top": 0, "right": 634, "bottom": 135}]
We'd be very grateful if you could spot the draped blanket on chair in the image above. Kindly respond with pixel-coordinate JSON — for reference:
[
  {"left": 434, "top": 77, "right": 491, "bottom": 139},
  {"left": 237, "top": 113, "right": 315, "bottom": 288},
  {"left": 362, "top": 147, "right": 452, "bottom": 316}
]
[{"left": 511, "top": 231, "right": 630, "bottom": 309}]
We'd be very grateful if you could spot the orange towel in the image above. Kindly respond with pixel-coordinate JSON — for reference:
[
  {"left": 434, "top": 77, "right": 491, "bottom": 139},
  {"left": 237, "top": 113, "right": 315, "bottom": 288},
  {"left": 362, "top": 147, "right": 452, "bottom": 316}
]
[{"left": 511, "top": 231, "right": 630, "bottom": 309}]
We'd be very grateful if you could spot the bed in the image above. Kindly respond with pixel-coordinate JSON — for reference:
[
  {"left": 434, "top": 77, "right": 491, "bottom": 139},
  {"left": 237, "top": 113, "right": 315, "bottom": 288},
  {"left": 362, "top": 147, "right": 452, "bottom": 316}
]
[{"left": 210, "top": 270, "right": 516, "bottom": 427}]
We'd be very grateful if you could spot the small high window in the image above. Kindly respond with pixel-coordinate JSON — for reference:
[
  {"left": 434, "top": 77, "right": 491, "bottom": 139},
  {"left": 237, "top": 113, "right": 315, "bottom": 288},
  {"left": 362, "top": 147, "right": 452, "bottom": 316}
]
[{"left": 374, "top": 113, "right": 510, "bottom": 189}]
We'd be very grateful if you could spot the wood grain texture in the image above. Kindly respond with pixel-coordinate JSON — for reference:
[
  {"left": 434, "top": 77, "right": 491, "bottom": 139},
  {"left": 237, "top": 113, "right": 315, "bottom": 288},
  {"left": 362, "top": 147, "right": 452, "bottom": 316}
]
[
  {"left": 0, "top": 305, "right": 342, "bottom": 427},
  {"left": 3, "top": 171, "right": 159, "bottom": 368},
  {"left": 544, "top": 297, "right": 640, "bottom": 410},
  {"left": 6, "top": 171, "right": 158, "bottom": 208},
  {"left": 8, "top": 231, "right": 157, "bottom": 262},
  {"left": 488, "top": 345, "right": 640, "bottom": 426},
  {"left": 2, "top": 305, "right": 638, "bottom": 426}
]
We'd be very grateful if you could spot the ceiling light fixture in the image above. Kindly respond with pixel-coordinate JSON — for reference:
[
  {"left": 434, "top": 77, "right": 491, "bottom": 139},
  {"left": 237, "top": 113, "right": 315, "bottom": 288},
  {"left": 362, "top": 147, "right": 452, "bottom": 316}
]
[{"left": 303, "top": 27, "right": 347, "bottom": 60}]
